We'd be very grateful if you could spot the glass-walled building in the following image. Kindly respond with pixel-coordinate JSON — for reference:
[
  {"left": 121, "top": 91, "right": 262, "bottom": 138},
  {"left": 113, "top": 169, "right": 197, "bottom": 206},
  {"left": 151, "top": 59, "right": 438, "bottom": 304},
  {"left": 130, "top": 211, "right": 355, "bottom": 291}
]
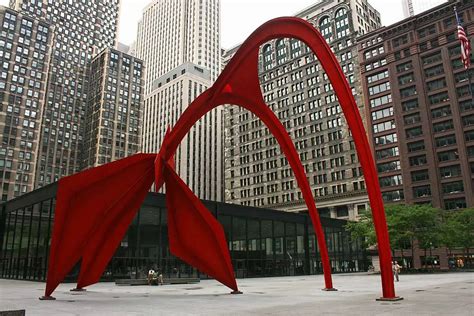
[{"left": 0, "top": 183, "right": 367, "bottom": 282}]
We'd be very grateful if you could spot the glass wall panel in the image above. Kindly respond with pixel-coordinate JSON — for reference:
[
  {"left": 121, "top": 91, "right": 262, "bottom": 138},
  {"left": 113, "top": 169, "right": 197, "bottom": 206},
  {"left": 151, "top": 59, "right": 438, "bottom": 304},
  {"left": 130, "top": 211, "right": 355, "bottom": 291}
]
[
  {"left": 0, "top": 192, "right": 367, "bottom": 281},
  {"left": 232, "top": 217, "right": 246, "bottom": 278},
  {"left": 246, "top": 218, "right": 262, "bottom": 277}
]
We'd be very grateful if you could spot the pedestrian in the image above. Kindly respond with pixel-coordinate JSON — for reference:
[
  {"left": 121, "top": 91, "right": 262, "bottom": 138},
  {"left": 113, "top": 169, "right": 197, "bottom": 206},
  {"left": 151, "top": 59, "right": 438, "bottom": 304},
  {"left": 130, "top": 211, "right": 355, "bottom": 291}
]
[
  {"left": 392, "top": 261, "right": 401, "bottom": 282},
  {"left": 156, "top": 268, "right": 164, "bottom": 285},
  {"left": 147, "top": 269, "right": 155, "bottom": 285}
]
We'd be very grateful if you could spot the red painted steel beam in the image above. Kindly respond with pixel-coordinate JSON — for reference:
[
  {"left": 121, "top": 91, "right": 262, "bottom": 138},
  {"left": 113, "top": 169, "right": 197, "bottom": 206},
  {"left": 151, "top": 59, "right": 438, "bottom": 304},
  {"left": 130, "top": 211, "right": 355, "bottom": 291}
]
[{"left": 43, "top": 17, "right": 396, "bottom": 300}]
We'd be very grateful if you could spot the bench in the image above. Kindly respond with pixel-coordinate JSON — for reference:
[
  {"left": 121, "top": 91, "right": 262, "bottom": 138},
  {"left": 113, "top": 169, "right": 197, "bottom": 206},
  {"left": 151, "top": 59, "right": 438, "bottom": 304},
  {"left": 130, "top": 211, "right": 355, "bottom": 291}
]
[{"left": 115, "top": 278, "right": 200, "bottom": 286}]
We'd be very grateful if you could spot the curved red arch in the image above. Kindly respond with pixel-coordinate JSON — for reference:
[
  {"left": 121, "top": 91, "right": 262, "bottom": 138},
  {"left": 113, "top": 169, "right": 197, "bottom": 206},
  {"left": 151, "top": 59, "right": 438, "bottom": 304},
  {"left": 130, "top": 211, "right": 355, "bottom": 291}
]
[
  {"left": 155, "top": 17, "right": 396, "bottom": 298},
  {"left": 43, "top": 17, "right": 396, "bottom": 300}
]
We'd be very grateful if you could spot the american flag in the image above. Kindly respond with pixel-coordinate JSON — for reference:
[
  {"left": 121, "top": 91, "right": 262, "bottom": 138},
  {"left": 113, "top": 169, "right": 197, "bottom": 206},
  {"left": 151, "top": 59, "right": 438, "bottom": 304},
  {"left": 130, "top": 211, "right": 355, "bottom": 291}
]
[{"left": 455, "top": 9, "right": 471, "bottom": 69}]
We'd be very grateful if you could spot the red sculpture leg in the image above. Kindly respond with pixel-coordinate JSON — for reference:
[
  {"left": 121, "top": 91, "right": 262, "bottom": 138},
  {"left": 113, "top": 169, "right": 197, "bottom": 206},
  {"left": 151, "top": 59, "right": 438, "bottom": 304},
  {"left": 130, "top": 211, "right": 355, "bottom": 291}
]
[
  {"left": 76, "top": 161, "right": 155, "bottom": 289},
  {"left": 162, "top": 161, "right": 238, "bottom": 291},
  {"left": 44, "top": 154, "right": 156, "bottom": 297}
]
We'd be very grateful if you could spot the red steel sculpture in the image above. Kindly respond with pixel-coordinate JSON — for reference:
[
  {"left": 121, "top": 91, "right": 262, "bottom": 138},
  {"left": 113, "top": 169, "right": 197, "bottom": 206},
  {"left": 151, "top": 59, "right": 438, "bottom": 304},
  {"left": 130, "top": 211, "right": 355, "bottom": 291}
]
[{"left": 41, "top": 17, "right": 398, "bottom": 300}]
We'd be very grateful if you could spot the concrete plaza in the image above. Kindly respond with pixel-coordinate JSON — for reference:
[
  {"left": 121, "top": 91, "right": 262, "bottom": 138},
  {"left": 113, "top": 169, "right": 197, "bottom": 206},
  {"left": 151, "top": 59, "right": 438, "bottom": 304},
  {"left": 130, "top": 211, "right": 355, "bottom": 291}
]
[{"left": 0, "top": 272, "right": 473, "bottom": 315}]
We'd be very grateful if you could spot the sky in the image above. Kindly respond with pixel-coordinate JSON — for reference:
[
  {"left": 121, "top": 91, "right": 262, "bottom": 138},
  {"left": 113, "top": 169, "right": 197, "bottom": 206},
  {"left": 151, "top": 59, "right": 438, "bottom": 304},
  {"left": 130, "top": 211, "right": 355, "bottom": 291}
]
[{"left": 0, "top": 0, "right": 406, "bottom": 49}]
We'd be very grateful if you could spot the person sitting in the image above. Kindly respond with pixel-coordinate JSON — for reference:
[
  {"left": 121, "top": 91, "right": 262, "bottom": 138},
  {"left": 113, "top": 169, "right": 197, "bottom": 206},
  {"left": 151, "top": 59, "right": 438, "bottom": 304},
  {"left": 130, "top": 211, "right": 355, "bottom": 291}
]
[
  {"left": 147, "top": 269, "right": 155, "bottom": 285},
  {"left": 157, "top": 270, "right": 163, "bottom": 286}
]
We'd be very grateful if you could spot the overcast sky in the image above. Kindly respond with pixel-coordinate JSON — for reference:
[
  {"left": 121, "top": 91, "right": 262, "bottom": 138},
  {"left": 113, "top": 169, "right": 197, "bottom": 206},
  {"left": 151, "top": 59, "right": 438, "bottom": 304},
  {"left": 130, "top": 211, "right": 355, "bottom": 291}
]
[{"left": 0, "top": 0, "right": 406, "bottom": 49}]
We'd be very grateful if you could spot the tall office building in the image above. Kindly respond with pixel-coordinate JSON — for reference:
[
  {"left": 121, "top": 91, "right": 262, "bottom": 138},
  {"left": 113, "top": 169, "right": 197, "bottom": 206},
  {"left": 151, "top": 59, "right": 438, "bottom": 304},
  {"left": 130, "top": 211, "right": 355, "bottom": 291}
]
[
  {"left": 136, "top": 0, "right": 221, "bottom": 94},
  {"left": 138, "top": 0, "right": 223, "bottom": 201},
  {"left": 82, "top": 48, "right": 144, "bottom": 169},
  {"left": 224, "top": 0, "right": 381, "bottom": 220},
  {"left": 402, "top": 0, "right": 448, "bottom": 17},
  {"left": 0, "top": 6, "right": 52, "bottom": 201},
  {"left": 9, "top": 0, "right": 120, "bottom": 187},
  {"left": 359, "top": 0, "right": 473, "bottom": 209},
  {"left": 142, "top": 62, "right": 222, "bottom": 201}
]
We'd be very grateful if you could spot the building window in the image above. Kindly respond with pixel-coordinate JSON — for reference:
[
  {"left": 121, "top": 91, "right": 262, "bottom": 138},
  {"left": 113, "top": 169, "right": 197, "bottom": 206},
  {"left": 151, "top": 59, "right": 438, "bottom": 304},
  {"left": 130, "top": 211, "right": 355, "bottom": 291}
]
[
  {"left": 435, "top": 134, "right": 456, "bottom": 147},
  {"left": 336, "top": 205, "right": 349, "bottom": 217},
  {"left": 374, "top": 133, "right": 397, "bottom": 145},
  {"left": 433, "top": 120, "right": 454, "bottom": 133},
  {"left": 442, "top": 181, "right": 464, "bottom": 194},
  {"left": 444, "top": 198, "right": 467, "bottom": 210},
  {"left": 335, "top": 8, "right": 350, "bottom": 39},
  {"left": 427, "top": 78, "right": 447, "bottom": 92},
  {"left": 459, "top": 100, "right": 473, "bottom": 112},
  {"left": 462, "top": 115, "right": 474, "bottom": 127},
  {"left": 409, "top": 155, "right": 427, "bottom": 166},
  {"left": 418, "top": 24, "right": 437, "bottom": 38},
  {"left": 403, "top": 112, "right": 421, "bottom": 125},
  {"left": 393, "top": 34, "right": 408, "bottom": 47},
  {"left": 376, "top": 146, "right": 399, "bottom": 159},
  {"left": 431, "top": 105, "right": 451, "bottom": 118},
  {"left": 377, "top": 161, "right": 401, "bottom": 173},
  {"left": 422, "top": 52, "right": 442, "bottom": 65},
  {"left": 379, "top": 175, "right": 403, "bottom": 187},
  {"left": 466, "top": 130, "right": 474, "bottom": 142},
  {"left": 367, "top": 70, "right": 389, "bottom": 84},
  {"left": 400, "top": 86, "right": 417, "bottom": 98},
  {"left": 411, "top": 170, "right": 429, "bottom": 182},
  {"left": 369, "top": 81, "right": 391, "bottom": 96},
  {"left": 373, "top": 120, "right": 396, "bottom": 133},
  {"left": 437, "top": 150, "right": 458, "bottom": 162},
  {"left": 275, "top": 39, "right": 287, "bottom": 65},
  {"left": 364, "top": 45, "right": 384, "bottom": 60},
  {"left": 439, "top": 165, "right": 461, "bottom": 178},
  {"left": 319, "top": 16, "right": 333, "bottom": 42},
  {"left": 398, "top": 73, "right": 415, "bottom": 85},
  {"left": 402, "top": 99, "right": 419, "bottom": 112},
  {"left": 413, "top": 185, "right": 431, "bottom": 198},
  {"left": 370, "top": 94, "right": 392, "bottom": 108},
  {"left": 382, "top": 189, "right": 404, "bottom": 202},
  {"left": 428, "top": 92, "right": 449, "bottom": 105},
  {"left": 468, "top": 146, "right": 474, "bottom": 157},
  {"left": 407, "top": 140, "right": 425, "bottom": 152},
  {"left": 372, "top": 107, "right": 394, "bottom": 121},
  {"left": 406, "top": 126, "right": 423, "bottom": 139},
  {"left": 396, "top": 61, "right": 412, "bottom": 73},
  {"left": 424, "top": 64, "right": 444, "bottom": 78},
  {"left": 262, "top": 44, "right": 272, "bottom": 70}
]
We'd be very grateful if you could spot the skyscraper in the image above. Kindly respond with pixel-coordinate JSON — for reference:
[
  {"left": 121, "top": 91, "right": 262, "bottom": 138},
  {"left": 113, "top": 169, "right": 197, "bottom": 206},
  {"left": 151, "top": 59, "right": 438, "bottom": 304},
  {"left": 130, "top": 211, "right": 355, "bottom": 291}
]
[
  {"left": 82, "top": 47, "right": 144, "bottom": 169},
  {"left": 9, "top": 0, "right": 120, "bottom": 187},
  {"left": 137, "top": 0, "right": 223, "bottom": 201},
  {"left": 142, "top": 62, "right": 222, "bottom": 201},
  {"left": 402, "top": 0, "right": 448, "bottom": 17},
  {"left": 0, "top": 6, "right": 52, "bottom": 201},
  {"left": 136, "top": 0, "right": 221, "bottom": 95},
  {"left": 223, "top": 0, "right": 381, "bottom": 220},
  {"left": 359, "top": 0, "right": 473, "bottom": 209}
]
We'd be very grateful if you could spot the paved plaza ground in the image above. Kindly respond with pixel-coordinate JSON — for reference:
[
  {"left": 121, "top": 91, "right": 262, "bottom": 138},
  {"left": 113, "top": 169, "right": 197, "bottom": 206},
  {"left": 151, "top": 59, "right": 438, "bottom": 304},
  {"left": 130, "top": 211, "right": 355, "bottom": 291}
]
[{"left": 0, "top": 272, "right": 473, "bottom": 315}]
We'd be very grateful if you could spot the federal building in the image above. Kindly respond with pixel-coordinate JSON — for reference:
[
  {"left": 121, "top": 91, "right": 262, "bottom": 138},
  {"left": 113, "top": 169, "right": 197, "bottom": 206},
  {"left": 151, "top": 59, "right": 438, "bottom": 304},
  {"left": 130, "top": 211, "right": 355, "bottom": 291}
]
[{"left": 0, "top": 182, "right": 366, "bottom": 281}]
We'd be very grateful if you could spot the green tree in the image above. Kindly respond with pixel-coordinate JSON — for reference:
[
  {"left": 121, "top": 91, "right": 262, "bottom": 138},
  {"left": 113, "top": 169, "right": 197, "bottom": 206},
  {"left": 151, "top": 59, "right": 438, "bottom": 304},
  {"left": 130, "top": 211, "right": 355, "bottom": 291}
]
[
  {"left": 345, "top": 204, "right": 443, "bottom": 269},
  {"left": 345, "top": 210, "right": 376, "bottom": 248},
  {"left": 441, "top": 208, "right": 474, "bottom": 264}
]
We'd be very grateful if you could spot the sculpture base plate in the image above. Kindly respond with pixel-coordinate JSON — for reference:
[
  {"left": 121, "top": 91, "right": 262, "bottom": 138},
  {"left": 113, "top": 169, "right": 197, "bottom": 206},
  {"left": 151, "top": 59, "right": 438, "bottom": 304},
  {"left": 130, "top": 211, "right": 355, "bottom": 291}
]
[
  {"left": 39, "top": 296, "right": 56, "bottom": 300},
  {"left": 321, "top": 288, "right": 338, "bottom": 291},
  {"left": 230, "top": 290, "right": 243, "bottom": 294},
  {"left": 70, "top": 288, "right": 86, "bottom": 292},
  {"left": 376, "top": 296, "right": 404, "bottom": 301}
]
